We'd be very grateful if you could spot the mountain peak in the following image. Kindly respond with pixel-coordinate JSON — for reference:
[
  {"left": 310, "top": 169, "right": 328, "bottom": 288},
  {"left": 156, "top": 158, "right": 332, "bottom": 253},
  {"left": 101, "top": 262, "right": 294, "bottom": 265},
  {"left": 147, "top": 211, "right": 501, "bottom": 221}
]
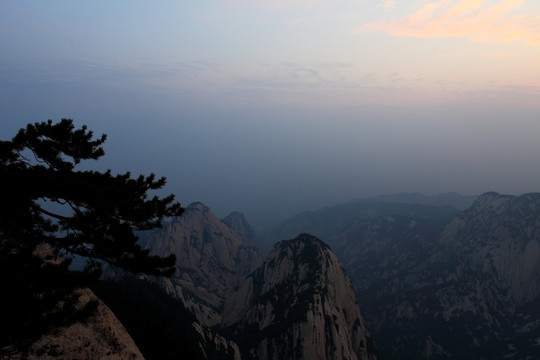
[
  {"left": 271, "top": 233, "right": 331, "bottom": 266},
  {"left": 222, "top": 211, "right": 257, "bottom": 246},
  {"left": 185, "top": 201, "right": 210, "bottom": 213},
  {"left": 278, "top": 232, "right": 329, "bottom": 248},
  {"left": 222, "top": 233, "right": 377, "bottom": 360},
  {"left": 139, "top": 202, "right": 263, "bottom": 326}
]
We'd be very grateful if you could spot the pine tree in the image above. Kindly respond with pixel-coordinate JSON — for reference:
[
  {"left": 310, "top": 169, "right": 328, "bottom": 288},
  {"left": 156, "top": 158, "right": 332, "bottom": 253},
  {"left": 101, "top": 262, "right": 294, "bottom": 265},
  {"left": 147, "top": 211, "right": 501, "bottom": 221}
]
[{"left": 0, "top": 119, "right": 183, "bottom": 356}]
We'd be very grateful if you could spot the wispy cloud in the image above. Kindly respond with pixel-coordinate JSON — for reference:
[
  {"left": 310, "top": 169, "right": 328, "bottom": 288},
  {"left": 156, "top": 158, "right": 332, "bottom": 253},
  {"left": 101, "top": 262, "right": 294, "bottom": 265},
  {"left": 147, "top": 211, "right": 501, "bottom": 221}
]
[
  {"left": 378, "top": 1, "right": 396, "bottom": 11},
  {"left": 357, "top": 0, "right": 540, "bottom": 47}
]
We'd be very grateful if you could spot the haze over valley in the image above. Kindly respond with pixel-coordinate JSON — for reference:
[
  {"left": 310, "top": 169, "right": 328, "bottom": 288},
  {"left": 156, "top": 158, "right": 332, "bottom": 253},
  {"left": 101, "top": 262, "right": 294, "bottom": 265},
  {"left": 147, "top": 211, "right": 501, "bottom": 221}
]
[{"left": 2, "top": 1, "right": 540, "bottom": 230}]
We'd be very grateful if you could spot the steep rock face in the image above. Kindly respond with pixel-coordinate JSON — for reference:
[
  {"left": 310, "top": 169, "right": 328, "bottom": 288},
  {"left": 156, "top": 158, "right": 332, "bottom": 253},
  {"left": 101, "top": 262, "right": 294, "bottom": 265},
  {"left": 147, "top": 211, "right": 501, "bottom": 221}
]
[
  {"left": 348, "top": 193, "right": 540, "bottom": 358},
  {"left": 264, "top": 193, "right": 540, "bottom": 358},
  {"left": 260, "top": 201, "right": 459, "bottom": 253},
  {"left": 139, "top": 202, "right": 264, "bottom": 326},
  {"left": 343, "top": 193, "right": 540, "bottom": 358},
  {"left": 222, "top": 211, "right": 258, "bottom": 246},
  {"left": 24, "top": 289, "right": 143, "bottom": 360},
  {"left": 192, "top": 322, "right": 241, "bottom": 360},
  {"left": 95, "top": 276, "right": 241, "bottom": 360},
  {"left": 222, "top": 234, "right": 377, "bottom": 360},
  {"left": 442, "top": 192, "right": 540, "bottom": 305}
]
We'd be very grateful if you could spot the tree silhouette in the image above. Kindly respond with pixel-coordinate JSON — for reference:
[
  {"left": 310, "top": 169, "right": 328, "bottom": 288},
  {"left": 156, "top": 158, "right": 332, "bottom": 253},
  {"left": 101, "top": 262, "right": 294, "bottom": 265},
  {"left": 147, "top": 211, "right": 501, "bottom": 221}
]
[{"left": 0, "top": 119, "right": 183, "bottom": 356}]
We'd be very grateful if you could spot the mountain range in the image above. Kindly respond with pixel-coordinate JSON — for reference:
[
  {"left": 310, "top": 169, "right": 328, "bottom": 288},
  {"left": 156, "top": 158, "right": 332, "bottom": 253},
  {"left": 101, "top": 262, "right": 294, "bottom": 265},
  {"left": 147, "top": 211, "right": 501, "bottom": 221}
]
[
  {"left": 262, "top": 192, "right": 540, "bottom": 359},
  {"left": 123, "top": 202, "right": 375, "bottom": 359},
  {"left": 21, "top": 192, "right": 540, "bottom": 359}
]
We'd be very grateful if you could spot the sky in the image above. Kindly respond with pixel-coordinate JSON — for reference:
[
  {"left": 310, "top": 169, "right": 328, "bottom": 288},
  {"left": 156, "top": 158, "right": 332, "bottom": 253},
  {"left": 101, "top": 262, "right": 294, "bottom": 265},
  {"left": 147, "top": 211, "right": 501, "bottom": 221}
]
[{"left": 1, "top": 0, "right": 540, "bottom": 229}]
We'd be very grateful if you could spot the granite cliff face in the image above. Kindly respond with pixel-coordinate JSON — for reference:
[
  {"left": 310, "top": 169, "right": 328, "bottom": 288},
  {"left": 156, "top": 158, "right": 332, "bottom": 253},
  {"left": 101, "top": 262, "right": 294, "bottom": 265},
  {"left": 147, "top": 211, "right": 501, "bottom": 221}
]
[
  {"left": 6, "top": 245, "right": 143, "bottom": 360},
  {"left": 441, "top": 192, "right": 540, "bottom": 305},
  {"left": 264, "top": 192, "right": 540, "bottom": 359},
  {"left": 139, "top": 202, "right": 264, "bottom": 326},
  {"left": 222, "top": 234, "right": 377, "bottom": 360},
  {"left": 24, "top": 289, "right": 144, "bottom": 360},
  {"left": 132, "top": 204, "right": 379, "bottom": 359},
  {"left": 94, "top": 276, "right": 241, "bottom": 360}
]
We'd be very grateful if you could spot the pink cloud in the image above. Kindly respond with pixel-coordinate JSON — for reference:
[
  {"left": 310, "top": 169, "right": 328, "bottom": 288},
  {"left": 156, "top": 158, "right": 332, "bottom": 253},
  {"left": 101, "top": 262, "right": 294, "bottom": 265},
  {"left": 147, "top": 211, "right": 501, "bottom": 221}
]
[
  {"left": 357, "top": 0, "right": 540, "bottom": 47},
  {"left": 378, "top": 1, "right": 395, "bottom": 10}
]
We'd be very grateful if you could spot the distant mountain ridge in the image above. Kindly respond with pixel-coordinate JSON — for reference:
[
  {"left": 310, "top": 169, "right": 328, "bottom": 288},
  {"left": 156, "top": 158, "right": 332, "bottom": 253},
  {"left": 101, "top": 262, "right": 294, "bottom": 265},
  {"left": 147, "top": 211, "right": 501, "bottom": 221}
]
[
  {"left": 260, "top": 199, "right": 460, "bottom": 253},
  {"left": 355, "top": 192, "right": 477, "bottom": 210}
]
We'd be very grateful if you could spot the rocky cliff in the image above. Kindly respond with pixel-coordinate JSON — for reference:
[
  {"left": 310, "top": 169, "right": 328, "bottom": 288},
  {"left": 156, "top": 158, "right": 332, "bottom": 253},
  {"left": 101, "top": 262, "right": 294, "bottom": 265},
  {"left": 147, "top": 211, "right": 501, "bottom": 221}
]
[
  {"left": 95, "top": 276, "right": 241, "bottom": 360},
  {"left": 441, "top": 192, "right": 540, "bottom": 305},
  {"left": 139, "top": 202, "right": 264, "bottom": 326},
  {"left": 24, "top": 289, "right": 144, "bottom": 360},
  {"left": 264, "top": 192, "right": 540, "bottom": 359},
  {"left": 222, "top": 233, "right": 377, "bottom": 360}
]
